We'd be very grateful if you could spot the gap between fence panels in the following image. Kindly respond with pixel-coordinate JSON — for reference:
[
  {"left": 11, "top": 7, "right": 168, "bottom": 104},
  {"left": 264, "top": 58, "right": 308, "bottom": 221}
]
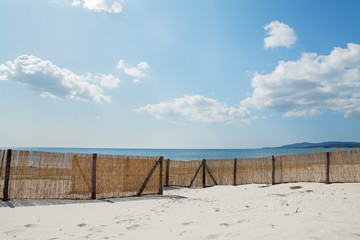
[{"left": 1, "top": 149, "right": 359, "bottom": 201}]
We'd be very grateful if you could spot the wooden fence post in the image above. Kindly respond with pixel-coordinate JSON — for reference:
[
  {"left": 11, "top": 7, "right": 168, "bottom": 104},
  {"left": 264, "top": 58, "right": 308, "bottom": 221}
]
[
  {"left": 271, "top": 155, "right": 275, "bottom": 185},
  {"left": 137, "top": 156, "right": 163, "bottom": 197},
  {"left": 202, "top": 159, "right": 206, "bottom": 188},
  {"left": 325, "top": 152, "right": 330, "bottom": 184},
  {"left": 159, "top": 157, "right": 163, "bottom": 195},
  {"left": 3, "top": 149, "right": 12, "bottom": 201},
  {"left": 165, "top": 158, "right": 170, "bottom": 187},
  {"left": 233, "top": 158, "right": 237, "bottom": 186},
  {"left": 204, "top": 161, "right": 217, "bottom": 185},
  {"left": 91, "top": 153, "right": 97, "bottom": 199}
]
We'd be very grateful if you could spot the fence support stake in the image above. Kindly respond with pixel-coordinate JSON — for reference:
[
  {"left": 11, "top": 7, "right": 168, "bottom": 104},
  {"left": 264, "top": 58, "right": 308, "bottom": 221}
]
[
  {"left": 204, "top": 161, "right": 217, "bottom": 185},
  {"left": 189, "top": 160, "right": 204, "bottom": 188},
  {"left": 137, "top": 156, "right": 163, "bottom": 197},
  {"left": 91, "top": 153, "right": 97, "bottom": 199},
  {"left": 165, "top": 158, "right": 170, "bottom": 187},
  {"left": 3, "top": 149, "right": 12, "bottom": 201},
  {"left": 271, "top": 155, "right": 275, "bottom": 185},
  {"left": 233, "top": 158, "right": 237, "bottom": 186},
  {"left": 326, "top": 152, "right": 330, "bottom": 184}
]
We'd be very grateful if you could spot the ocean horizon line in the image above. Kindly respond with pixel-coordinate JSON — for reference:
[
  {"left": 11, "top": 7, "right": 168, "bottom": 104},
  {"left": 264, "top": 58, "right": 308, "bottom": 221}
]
[{"left": 1, "top": 146, "right": 358, "bottom": 161}]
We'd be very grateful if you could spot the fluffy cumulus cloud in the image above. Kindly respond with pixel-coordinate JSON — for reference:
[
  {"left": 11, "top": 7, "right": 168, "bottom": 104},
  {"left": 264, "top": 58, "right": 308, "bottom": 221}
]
[
  {"left": 264, "top": 20, "right": 297, "bottom": 48},
  {"left": 72, "top": 0, "right": 124, "bottom": 13},
  {"left": 0, "top": 55, "right": 121, "bottom": 103},
  {"left": 241, "top": 43, "right": 360, "bottom": 119},
  {"left": 117, "top": 59, "right": 149, "bottom": 84},
  {"left": 136, "top": 95, "right": 254, "bottom": 124}
]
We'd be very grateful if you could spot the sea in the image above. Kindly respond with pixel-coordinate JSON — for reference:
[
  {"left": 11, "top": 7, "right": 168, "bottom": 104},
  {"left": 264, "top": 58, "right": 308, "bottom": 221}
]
[{"left": 5, "top": 147, "right": 356, "bottom": 161}]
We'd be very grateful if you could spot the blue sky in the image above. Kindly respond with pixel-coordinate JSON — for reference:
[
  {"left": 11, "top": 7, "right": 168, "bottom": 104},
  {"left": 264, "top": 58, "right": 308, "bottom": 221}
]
[{"left": 0, "top": 0, "right": 359, "bottom": 148}]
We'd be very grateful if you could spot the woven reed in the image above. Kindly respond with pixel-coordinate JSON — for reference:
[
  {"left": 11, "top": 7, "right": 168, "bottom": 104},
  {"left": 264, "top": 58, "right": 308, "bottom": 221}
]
[
  {"left": 0, "top": 149, "right": 359, "bottom": 199},
  {"left": 236, "top": 157, "right": 272, "bottom": 185},
  {"left": 7, "top": 150, "right": 74, "bottom": 199},
  {"left": 96, "top": 154, "right": 159, "bottom": 198},
  {"left": 275, "top": 152, "right": 327, "bottom": 183},
  {"left": 206, "top": 159, "right": 234, "bottom": 186},
  {"left": 0, "top": 150, "right": 160, "bottom": 199},
  {"left": 329, "top": 149, "right": 360, "bottom": 182},
  {"left": 167, "top": 149, "right": 359, "bottom": 187},
  {"left": 168, "top": 160, "right": 203, "bottom": 188}
]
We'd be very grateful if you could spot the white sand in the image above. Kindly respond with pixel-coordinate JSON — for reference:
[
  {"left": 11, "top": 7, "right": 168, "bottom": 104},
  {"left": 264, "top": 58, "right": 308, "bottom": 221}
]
[{"left": 1, "top": 183, "right": 359, "bottom": 240}]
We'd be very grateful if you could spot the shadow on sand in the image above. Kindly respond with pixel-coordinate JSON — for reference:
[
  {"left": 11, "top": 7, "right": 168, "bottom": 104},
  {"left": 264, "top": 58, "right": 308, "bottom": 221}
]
[{"left": 0, "top": 187, "right": 187, "bottom": 208}]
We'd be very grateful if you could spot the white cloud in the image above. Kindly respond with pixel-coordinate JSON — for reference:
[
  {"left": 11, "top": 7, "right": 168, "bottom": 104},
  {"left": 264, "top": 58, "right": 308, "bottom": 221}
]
[
  {"left": 117, "top": 59, "right": 149, "bottom": 83},
  {"left": 264, "top": 20, "right": 297, "bottom": 49},
  {"left": 282, "top": 109, "right": 322, "bottom": 118},
  {"left": 40, "top": 92, "right": 58, "bottom": 99},
  {"left": 94, "top": 74, "right": 120, "bottom": 88},
  {"left": 137, "top": 62, "right": 149, "bottom": 70},
  {"left": 124, "top": 67, "right": 146, "bottom": 78},
  {"left": 133, "top": 79, "right": 142, "bottom": 85},
  {"left": 116, "top": 59, "right": 125, "bottom": 70},
  {"left": 136, "top": 95, "right": 254, "bottom": 124},
  {"left": 72, "top": 0, "right": 81, "bottom": 6},
  {"left": 241, "top": 43, "right": 360, "bottom": 119},
  {"left": 0, "top": 55, "right": 122, "bottom": 103},
  {"left": 72, "top": 0, "right": 124, "bottom": 13}
]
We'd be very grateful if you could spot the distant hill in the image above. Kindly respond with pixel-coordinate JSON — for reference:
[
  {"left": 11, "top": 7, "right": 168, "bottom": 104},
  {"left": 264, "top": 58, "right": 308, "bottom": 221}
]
[{"left": 280, "top": 141, "right": 360, "bottom": 148}]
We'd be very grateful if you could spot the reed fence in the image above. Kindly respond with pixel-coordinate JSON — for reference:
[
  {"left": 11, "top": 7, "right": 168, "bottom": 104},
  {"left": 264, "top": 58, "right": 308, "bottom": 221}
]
[{"left": 1, "top": 149, "right": 359, "bottom": 200}]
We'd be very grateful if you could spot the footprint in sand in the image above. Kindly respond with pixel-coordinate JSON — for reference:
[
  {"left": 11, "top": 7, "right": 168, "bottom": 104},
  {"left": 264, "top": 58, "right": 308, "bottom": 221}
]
[
  {"left": 4, "top": 228, "right": 25, "bottom": 236},
  {"left": 182, "top": 222, "right": 193, "bottom": 226},
  {"left": 208, "top": 234, "right": 220, "bottom": 239},
  {"left": 116, "top": 219, "right": 135, "bottom": 224},
  {"left": 88, "top": 226, "right": 103, "bottom": 233},
  {"left": 126, "top": 224, "right": 141, "bottom": 230},
  {"left": 24, "top": 224, "right": 37, "bottom": 228},
  {"left": 237, "top": 219, "right": 248, "bottom": 223},
  {"left": 219, "top": 223, "right": 231, "bottom": 227},
  {"left": 83, "top": 233, "right": 93, "bottom": 239}
]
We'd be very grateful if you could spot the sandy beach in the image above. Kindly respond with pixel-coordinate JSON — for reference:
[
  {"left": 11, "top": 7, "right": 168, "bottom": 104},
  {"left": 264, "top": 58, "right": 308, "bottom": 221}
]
[{"left": 1, "top": 183, "right": 359, "bottom": 240}]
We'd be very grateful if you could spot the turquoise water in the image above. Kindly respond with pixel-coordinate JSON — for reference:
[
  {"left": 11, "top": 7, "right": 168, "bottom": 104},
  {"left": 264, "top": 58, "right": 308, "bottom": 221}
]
[{"left": 6, "top": 147, "right": 355, "bottom": 160}]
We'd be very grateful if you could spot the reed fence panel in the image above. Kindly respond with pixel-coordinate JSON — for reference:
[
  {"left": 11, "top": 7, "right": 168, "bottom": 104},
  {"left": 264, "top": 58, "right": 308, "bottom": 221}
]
[
  {"left": 168, "top": 160, "right": 203, "bottom": 187},
  {"left": 96, "top": 154, "right": 160, "bottom": 198},
  {"left": 0, "top": 150, "right": 161, "bottom": 199},
  {"left": 329, "top": 149, "right": 360, "bottom": 182},
  {"left": 8, "top": 150, "right": 74, "bottom": 199},
  {"left": 206, "top": 159, "right": 234, "bottom": 186},
  {"left": 1, "top": 149, "right": 359, "bottom": 200},
  {"left": 275, "top": 152, "right": 327, "bottom": 183},
  {"left": 70, "top": 153, "right": 93, "bottom": 199},
  {"left": 236, "top": 157, "right": 272, "bottom": 185}
]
